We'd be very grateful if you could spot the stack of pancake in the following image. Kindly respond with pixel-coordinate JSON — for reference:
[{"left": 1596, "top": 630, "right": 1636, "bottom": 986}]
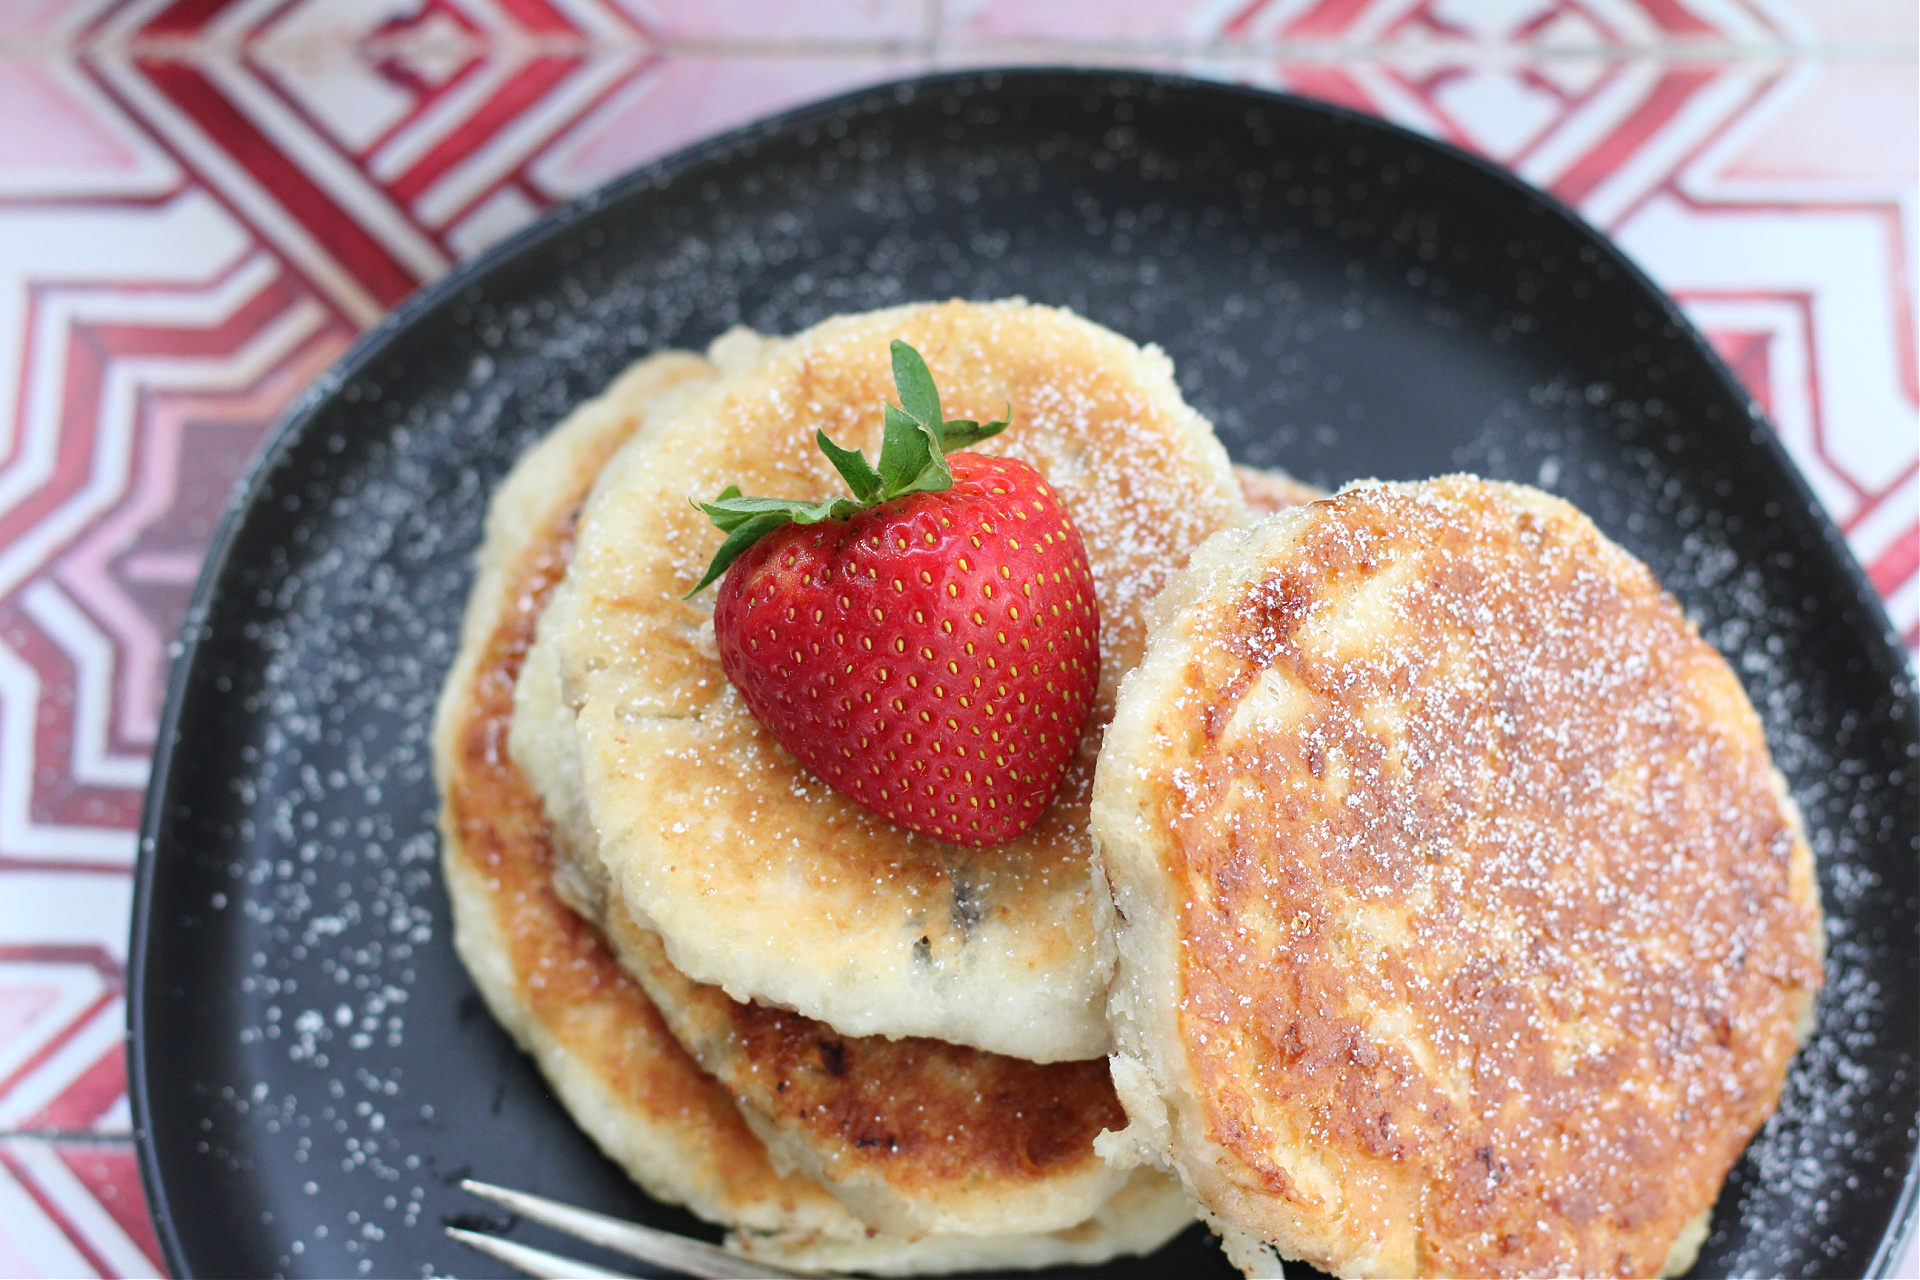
[
  {"left": 434, "top": 299, "right": 1824, "bottom": 1277},
  {"left": 434, "top": 300, "right": 1287, "bottom": 1271}
]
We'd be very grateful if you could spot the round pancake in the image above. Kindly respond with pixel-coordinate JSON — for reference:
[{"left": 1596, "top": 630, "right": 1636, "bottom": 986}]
[
  {"left": 1091, "top": 476, "right": 1825, "bottom": 1279},
  {"left": 434, "top": 350, "right": 1195, "bottom": 1273},
  {"left": 533, "top": 299, "right": 1249, "bottom": 1061}
]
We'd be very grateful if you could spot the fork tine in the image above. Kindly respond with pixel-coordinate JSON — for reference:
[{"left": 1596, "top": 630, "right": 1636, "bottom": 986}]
[
  {"left": 446, "top": 1225, "right": 633, "bottom": 1279},
  {"left": 459, "top": 1179, "right": 817, "bottom": 1279}
]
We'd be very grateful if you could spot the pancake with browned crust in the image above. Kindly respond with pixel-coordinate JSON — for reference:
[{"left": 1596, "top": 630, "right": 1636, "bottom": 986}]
[
  {"left": 599, "top": 904, "right": 1135, "bottom": 1240},
  {"left": 1092, "top": 476, "right": 1824, "bottom": 1279},
  {"left": 434, "top": 349, "right": 1196, "bottom": 1273},
  {"left": 527, "top": 299, "right": 1251, "bottom": 1062}
]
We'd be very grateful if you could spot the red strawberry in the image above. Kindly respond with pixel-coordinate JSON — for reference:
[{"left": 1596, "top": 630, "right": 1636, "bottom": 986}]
[{"left": 689, "top": 341, "right": 1099, "bottom": 846}]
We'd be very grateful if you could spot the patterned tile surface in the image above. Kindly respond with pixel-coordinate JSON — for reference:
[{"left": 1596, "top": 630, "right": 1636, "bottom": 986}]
[{"left": 0, "top": 1, "right": 1912, "bottom": 1276}]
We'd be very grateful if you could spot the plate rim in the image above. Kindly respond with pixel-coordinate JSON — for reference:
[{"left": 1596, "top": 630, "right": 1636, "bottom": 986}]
[{"left": 126, "top": 64, "right": 1920, "bottom": 1279}]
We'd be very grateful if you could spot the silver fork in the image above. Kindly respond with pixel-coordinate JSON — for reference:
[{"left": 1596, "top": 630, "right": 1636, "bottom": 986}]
[{"left": 445, "top": 1178, "right": 818, "bottom": 1279}]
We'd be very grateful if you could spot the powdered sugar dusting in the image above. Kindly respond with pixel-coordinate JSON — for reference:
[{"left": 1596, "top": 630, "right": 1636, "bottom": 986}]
[{"left": 1454, "top": 376, "right": 1918, "bottom": 1273}]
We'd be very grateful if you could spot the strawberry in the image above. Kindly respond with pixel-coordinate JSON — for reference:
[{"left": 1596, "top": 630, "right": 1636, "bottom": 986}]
[{"left": 689, "top": 341, "right": 1100, "bottom": 846}]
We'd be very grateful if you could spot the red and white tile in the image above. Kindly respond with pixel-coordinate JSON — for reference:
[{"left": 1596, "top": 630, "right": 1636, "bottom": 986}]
[
  {"left": 0, "top": 1139, "right": 163, "bottom": 1280},
  {"left": 0, "top": 873, "right": 133, "bottom": 1133},
  {"left": 0, "top": 2, "right": 1911, "bottom": 1275}
]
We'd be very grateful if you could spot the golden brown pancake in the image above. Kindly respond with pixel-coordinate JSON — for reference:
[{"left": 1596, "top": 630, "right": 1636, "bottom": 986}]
[
  {"left": 602, "top": 906, "right": 1134, "bottom": 1239},
  {"left": 1093, "top": 476, "right": 1825, "bottom": 1279},
  {"left": 434, "top": 350, "right": 1195, "bottom": 1272},
  {"left": 528, "top": 300, "right": 1252, "bottom": 1061}
]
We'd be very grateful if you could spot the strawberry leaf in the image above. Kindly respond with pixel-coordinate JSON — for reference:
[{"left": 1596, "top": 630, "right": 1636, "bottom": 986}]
[
  {"left": 687, "top": 339, "right": 1017, "bottom": 594},
  {"left": 890, "top": 339, "right": 942, "bottom": 430},
  {"left": 696, "top": 492, "right": 860, "bottom": 528},
  {"left": 683, "top": 491, "right": 860, "bottom": 597},
  {"left": 697, "top": 484, "right": 751, "bottom": 527},
  {"left": 937, "top": 406, "right": 1011, "bottom": 449},
  {"left": 816, "top": 430, "right": 882, "bottom": 503},
  {"left": 879, "top": 403, "right": 947, "bottom": 495},
  {"left": 685, "top": 511, "right": 790, "bottom": 595}
]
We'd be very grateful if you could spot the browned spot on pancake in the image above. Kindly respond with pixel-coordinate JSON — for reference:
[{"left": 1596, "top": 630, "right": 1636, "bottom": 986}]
[
  {"left": 601, "top": 902, "right": 1130, "bottom": 1215},
  {"left": 1156, "top": 480, "right": 1822, "bottom": 1278},
  {"left": 712, "top": 973, "right": 1120, "bottom": 1187}
]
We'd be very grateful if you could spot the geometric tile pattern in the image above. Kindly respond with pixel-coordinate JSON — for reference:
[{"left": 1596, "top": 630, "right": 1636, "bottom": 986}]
[
  {"left": 0, "top": 1, "right": 1912, "bottom": 1274},
  {"left": 0, "top": 1138, "right": 164, "bottom": 1279}
]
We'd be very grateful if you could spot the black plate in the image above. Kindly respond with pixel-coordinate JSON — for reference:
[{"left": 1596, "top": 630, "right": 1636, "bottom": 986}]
[{"left": 131, "top": 69, "right": 1919, "bottom": 1279}]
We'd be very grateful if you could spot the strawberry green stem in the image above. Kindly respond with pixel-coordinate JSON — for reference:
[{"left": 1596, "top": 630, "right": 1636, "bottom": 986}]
[{"left": 685, "top": 340, "right": 1010, "bottom": 595}]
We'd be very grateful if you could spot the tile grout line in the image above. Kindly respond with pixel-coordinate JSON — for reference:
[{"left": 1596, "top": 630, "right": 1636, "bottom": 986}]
[{"left": 0, "top": 1129, "right": 136, "bottom": 1145}]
